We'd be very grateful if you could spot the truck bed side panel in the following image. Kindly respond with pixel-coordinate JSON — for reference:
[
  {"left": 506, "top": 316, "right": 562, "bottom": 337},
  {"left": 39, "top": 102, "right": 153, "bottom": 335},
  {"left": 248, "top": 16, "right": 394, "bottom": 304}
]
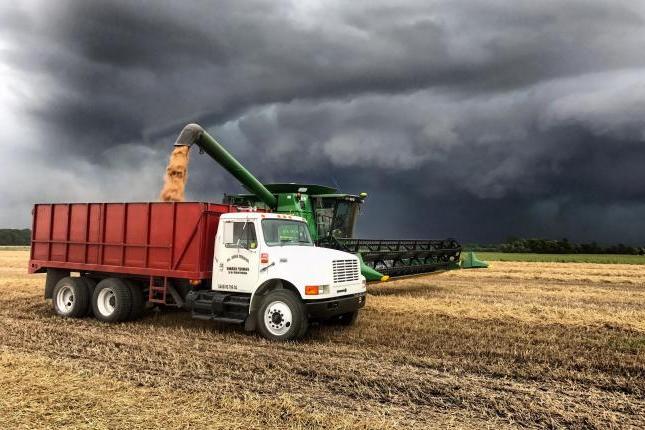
[{"left": 29, "top": 202, "right": 236, "bottom": 279}]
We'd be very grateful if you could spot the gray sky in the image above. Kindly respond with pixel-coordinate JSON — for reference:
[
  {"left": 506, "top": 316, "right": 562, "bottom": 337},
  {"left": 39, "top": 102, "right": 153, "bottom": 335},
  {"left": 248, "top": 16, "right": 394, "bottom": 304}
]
[{"left": 1, "top": 0, "right": 644, "bottom": 244}]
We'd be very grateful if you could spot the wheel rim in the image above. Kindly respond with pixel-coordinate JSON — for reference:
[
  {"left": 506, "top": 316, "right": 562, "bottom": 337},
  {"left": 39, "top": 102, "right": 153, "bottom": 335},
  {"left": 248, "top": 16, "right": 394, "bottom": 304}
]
[
  {"left": 56, "top": 285, "right": 75, "bottom": 314},
  {"left": 264, "top": 300, "right": 293, "bottom": 336},
  {"left": 97, "top": 288, "right": 116, "bottom": 317}
]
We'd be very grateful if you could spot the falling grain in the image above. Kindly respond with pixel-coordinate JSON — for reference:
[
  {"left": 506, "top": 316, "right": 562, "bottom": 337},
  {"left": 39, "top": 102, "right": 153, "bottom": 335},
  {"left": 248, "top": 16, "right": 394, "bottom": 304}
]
[{"left": 159, "top": 146, "right": 190, "bottom": 202}]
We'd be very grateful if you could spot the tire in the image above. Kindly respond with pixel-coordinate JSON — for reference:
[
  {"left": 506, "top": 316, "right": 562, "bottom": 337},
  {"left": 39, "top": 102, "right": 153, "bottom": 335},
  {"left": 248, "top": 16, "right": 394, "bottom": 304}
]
[
  {"left": 124, "top": 279, "right": 145, "bottom": 321},
  {"left": 78, "top": 277, "right": 97, "bottom": 316},
  {"left": 52, "top": 277, "right": 91, "bottom": 318},
  {"left": 92, "top": 278, "right": 132, "bottom": 323},
  {"left": 257, "top": 289, "right": 308, "bottom": 341}
]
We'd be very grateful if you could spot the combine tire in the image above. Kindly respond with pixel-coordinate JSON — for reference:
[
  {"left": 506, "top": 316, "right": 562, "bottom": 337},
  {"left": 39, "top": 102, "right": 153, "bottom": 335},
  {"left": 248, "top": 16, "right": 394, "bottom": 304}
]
[
  {"left": 52, "top": 277, "right": 90, "bottom": 318},
  {"left": 257, "top": 290, "right": 308, "bottom": 341},
  {"left": 124, "top": 279, "right": 145, "bottom": 321},
  {"left": 92, "top": 278, "right": 132, "bottom": 323}
]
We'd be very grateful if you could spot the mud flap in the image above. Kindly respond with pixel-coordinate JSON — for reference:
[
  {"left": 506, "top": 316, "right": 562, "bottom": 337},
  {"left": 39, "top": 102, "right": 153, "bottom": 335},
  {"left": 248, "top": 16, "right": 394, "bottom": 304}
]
[{"left": 44, "top": 269, "right": 70, "bottom": 299}]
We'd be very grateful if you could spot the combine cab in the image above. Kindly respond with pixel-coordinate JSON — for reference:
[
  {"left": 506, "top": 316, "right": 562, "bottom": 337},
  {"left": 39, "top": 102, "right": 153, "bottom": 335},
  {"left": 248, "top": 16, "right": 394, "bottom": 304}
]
[
  {"left": 308, "top": 190, "right": 461, "bottom": 280},
  {"left": 175, "top": 123, "right": 480, "bottom": 282}
]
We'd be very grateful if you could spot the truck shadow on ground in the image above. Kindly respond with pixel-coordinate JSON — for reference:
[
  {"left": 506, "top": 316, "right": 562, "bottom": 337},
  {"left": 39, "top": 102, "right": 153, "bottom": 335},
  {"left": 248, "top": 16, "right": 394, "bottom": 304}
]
[
  {"left": 136, "top": 308, "right": 357, "bottom": 342},
  {"left": 12, "top": 296, "right": 395, "bottom": 344}
]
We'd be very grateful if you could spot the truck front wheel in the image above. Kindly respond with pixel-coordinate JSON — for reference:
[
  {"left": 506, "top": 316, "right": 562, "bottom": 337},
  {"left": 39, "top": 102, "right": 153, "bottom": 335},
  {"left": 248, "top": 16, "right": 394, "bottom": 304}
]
[
  {"left": 92, "top": 278, "right": 132, "bottom": 323},
  {"left": 52, "top": 277, "right": 90, "bottom": 318},
  {"left": 257, "top": 290, "right": 307, "bottom": 341}
]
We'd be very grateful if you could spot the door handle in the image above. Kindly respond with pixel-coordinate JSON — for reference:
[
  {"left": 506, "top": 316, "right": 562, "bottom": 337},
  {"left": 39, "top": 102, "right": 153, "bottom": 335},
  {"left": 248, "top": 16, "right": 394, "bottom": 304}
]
[{"left": 260, "top": 262, "right": 275, "bottom": 272}]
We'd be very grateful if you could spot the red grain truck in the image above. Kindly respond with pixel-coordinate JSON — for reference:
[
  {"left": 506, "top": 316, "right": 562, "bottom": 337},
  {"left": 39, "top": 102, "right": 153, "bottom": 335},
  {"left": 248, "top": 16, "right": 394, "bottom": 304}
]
[{"left": 29, "top": 201, "right": 366, "bottom": 340}]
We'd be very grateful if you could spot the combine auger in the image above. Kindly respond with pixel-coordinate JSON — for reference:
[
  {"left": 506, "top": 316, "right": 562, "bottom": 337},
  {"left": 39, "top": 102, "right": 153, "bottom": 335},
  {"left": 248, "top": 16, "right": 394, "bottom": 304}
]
[{"left": 174, "top": 123, "right": 486, "bottom": 281}]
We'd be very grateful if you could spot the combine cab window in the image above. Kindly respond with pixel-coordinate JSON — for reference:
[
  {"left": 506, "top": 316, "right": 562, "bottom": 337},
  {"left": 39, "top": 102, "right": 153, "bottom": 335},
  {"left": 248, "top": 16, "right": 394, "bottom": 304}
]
[
  {"left": 315, "top": 198, "right": 360, "bottom": 239},
  {"left": 315, "top": 199, "right": 336, "bottom": 239},
  {"left": 332, "top": 201, "right": 359, "bottom": 238}
]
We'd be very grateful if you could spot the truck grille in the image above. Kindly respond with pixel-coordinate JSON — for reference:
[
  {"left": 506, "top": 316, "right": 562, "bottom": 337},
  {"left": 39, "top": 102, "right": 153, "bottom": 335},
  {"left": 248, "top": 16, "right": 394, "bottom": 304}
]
[{"left": 332, "top": 259, "right": 360, "bottom": 284}]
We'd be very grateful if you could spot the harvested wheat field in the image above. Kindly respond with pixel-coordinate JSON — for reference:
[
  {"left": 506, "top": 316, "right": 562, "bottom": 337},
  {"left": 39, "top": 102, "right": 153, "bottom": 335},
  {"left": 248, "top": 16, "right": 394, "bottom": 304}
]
[{"left": 1, "top": 249, "right": 643, "bottom": 429}]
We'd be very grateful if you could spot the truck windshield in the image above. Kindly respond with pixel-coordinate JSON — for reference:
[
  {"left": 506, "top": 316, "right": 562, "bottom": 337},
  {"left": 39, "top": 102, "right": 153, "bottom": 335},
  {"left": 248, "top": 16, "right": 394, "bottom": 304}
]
[{"left": 261, "top": 219, "right": 313, "bottom": 247}]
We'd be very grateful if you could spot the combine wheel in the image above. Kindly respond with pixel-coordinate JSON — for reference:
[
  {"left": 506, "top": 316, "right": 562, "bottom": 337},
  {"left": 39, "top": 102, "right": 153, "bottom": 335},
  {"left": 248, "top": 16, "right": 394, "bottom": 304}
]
[
  {"left": 124, "top": 279, "right": 145, "bottom": 321},
  {"left": 257, "top": 290, "right": 308, "bottom": 341},
  {"left": 92, "top": 278, "right": 132, "bottom": 323},
  {"left": 52, "top": 277, "right": 90, "bottom": 318}
]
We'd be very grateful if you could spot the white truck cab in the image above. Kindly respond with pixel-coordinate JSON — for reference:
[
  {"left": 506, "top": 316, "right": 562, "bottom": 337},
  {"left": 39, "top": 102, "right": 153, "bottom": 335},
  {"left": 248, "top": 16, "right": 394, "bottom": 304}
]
[{"left": 186, "top": 212, "right": 367, "bottom": 340}]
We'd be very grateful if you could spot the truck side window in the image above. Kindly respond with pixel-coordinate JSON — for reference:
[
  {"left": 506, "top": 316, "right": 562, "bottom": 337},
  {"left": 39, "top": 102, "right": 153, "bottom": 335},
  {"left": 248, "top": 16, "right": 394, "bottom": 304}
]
[{"left": 225, "top": 222, "right": 257, "bottom": 249}]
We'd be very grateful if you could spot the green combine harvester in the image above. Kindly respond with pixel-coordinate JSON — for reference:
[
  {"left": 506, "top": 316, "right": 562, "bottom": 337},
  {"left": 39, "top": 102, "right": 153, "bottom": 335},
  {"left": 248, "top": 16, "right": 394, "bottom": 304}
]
[{"left": 174, "top": 124, "right": 487, "bottom": 281}]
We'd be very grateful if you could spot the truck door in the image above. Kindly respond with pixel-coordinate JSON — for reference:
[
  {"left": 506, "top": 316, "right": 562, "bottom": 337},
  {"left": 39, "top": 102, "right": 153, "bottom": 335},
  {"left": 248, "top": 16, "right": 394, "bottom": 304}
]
[{"left": 215, "top": 219, "right": 260, "bottom": 293}]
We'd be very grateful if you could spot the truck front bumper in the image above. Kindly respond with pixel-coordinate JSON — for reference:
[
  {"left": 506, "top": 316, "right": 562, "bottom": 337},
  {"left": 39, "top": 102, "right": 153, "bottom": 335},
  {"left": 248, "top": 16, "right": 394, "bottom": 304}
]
[{"left": 304, "top": 292, "right": 366, "bottom": 319}]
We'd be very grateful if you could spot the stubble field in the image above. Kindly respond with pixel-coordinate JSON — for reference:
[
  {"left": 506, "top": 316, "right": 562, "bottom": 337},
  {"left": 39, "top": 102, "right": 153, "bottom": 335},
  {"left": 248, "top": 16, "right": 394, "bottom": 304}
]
[{"left": 0, "top": 249, "right": 643, "bottom": 429}]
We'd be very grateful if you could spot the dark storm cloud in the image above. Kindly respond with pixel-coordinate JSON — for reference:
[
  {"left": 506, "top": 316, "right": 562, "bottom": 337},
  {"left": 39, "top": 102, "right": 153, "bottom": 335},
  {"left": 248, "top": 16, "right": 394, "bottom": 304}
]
[{"left": 1, "top": 0, "right": 645, "bottom": 244}]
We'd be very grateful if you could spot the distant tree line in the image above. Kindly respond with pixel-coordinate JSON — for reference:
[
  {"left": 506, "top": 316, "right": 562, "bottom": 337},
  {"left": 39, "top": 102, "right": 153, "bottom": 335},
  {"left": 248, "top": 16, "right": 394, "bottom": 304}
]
[
  {"left": 464, "top": 237, "right": 645, "bottom": 255},
  {"left": 0, "top": 229, "right": 31, "bottom": 246},
  {"left": 1, "top": 229, "right": 643, "bottom": 254}
]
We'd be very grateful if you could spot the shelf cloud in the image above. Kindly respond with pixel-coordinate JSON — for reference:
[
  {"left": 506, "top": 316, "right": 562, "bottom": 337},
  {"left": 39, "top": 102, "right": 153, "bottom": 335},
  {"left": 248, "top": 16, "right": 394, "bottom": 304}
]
[{"left": 1, "top": 0, "right": 644, "bottom": 243}]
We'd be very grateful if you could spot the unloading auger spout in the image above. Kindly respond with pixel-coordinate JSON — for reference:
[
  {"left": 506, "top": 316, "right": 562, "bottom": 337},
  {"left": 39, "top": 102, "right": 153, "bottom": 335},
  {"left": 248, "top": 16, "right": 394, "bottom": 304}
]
[{"left": 174, "top": 123, "right": 278, "bottom": 209}]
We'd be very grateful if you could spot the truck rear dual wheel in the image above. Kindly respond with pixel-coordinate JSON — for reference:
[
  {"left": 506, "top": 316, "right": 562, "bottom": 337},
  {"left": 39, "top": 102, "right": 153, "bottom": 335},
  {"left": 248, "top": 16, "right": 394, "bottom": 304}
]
[
  {"left": 91, "top": 278, "right": 145, "bottom": 323},
  {"left": 92, "top": 278, "right": 132, "bottom": 323},
  {"left": 52, "top": 277, "right": 90, "bottom": 318},
  {"left": 79, "top": 277, "right": 97, "bottom": 316},
  {"left": 124, "top": 279, "right": 145, "bottom": 320},
  {"left": 257, "top": 290, "right": 308, "bottom": 341}
]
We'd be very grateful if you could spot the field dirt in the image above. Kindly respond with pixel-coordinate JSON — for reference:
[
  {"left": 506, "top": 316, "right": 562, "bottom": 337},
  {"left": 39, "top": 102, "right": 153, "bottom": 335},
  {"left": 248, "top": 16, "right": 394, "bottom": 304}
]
[{"left": 1, "top": 250, "right": 644, "bottom": 429}]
